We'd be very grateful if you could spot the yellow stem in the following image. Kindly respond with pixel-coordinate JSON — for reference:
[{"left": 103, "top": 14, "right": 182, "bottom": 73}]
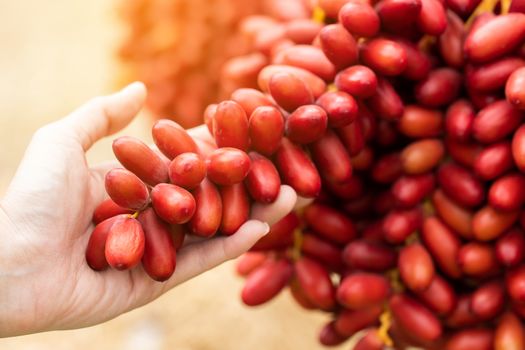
[
  {"left": 418, "top": 35, "right": 436, "bottom": 52},
  {"left": 501, "top": 0, "right": 512, "bottom": 14},
  {"left": 130, "top": 211, "right": 139, "bottom": 219},
  {"left": 327, "top": 83, "right": 337, "bottom": 92},
  {"left": 312, "top": 6, "right": 326, "bottom": 24},
  {"left": 422, "top": 199, "right": 435, "bottom": 217},
  {"left": 465, "top": 0, "right": 500, "bottom": 27},
  {"left": 387, "top": 269, "right": 405, "bottom": 293},
  {"left": 377, "top": 309, "right": 394, "bottom": 347},
  {"left": 405, "top": 231, "right": 420, "bottom": 245},
  {"left": 291, "top": 228, "right": 304, "bottom": 261}
]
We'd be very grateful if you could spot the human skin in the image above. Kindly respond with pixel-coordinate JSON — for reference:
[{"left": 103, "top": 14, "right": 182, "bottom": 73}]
[{"left": 0, "top": 82, "right": 301, "bottom": 337}]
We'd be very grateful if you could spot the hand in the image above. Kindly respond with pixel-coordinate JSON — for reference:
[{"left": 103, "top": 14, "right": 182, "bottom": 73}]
[{"left": 0, "top": 83, "right": 299, "bottom": 337}]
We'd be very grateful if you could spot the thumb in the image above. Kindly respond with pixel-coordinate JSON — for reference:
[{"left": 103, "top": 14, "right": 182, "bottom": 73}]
[{"left": 61, "top": 82, "right": 147, "bottom": 151}]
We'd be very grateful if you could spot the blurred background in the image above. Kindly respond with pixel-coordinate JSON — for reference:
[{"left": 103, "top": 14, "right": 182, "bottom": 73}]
[{"left": 0, "top": 1, "right": 348, "bottom": 349}]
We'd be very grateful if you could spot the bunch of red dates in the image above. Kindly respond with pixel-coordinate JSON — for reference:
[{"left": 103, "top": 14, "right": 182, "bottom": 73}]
[{"left": 101, "top": 0, "right": 525, "bottom": 348}]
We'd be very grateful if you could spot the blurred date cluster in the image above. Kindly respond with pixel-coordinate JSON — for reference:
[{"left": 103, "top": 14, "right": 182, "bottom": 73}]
[
  {"left": 101, "top": 0, "right": 525, "bottom": 349},
  {"left": 118, "top": 0, "right": 311, "bottom": 127}
]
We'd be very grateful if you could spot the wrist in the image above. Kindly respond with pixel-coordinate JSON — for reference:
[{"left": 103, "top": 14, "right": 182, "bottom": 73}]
[{"left": 0, "top": 201, "right": 38, "bottom": 337}]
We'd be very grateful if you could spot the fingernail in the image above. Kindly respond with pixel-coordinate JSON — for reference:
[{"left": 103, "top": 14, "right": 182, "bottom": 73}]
[
  {"left": 261, "top": 222, "right": 270, "bottom": 236},
  {"left": 122, "top": 81, "right": 147, "bottom": 95}
]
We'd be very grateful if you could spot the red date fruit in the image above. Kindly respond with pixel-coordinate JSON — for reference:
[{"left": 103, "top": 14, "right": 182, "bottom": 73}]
[
  {"left": 105, "top": 168, "right": 149, "bottom": 211},
  {"left": 168, "top": 152, "right": 206, "bottom": 190},
  {"left": 268, "top": 72, "right": 314, "bottom": 112},
  {"left": 152, "top": 119, "right": 198, "bottom": 159},
  {"left": 105, "top": 217, "right": 145, "bottom": 270},
  {"left": 445, "top": 294, "right": 478, "bottom": 329},
  {"left": 188, "top": 178, "right": 222, "bottom": 237},
  {"left": 251, "top": 212, "right": 298, "bottom": 251},
  {"left": 445, "top": 100, "right": 475, "bottom": 142},
  {"left": 335, "top": 65, "right": 378, "bottom": 98},
  {"left": 316, "top": 91, "right": 358, "bottom": 128},
  {"left": 415, "top": 275, "right": 457, "bottom": 316},
  {"left": 337, "top": 119, "right": 365, "bottom": 156},
  {"left": 474, "top": 141, "right": 514, "bottom": 180},
  {"left": 244, "top": 152, "right": 280, "bottom": 204},
  {"left": 339, "top": 2, "right": 380, "bottom": 37},
  {"left": 285, "top": 105, "right": 328, "bottom": 144},
  {"left": 390, "top": 294, "right": 443, "bottom": 342},
  {"left": 464, "top": 13, "right": 525, "bottom": 63},
  {"left": 496, "top": 229, "right": 525, "bottom": 267},
  {"left": 138, "top": 208, "right": 176, "bottom": 281},
  {"left": 446, "top": 139, "right": 482, "bottom": 169},
  {"left": 361, "top": 38, "right": 408, "bottom": 76},
  {"left": 422, "top": 217, "right": 462, "bottom": 279},
  {"left": 220, "top": 183, "right": 250, "bottom": 236},
  {"left": 274, "top": 45, "right": 336, "bottom": 82},
  {"left": 301, "top": 233, "right": 343, "bottom": 271},
  {"left": 241, "top": 259, "right": 293, "bottom": 306},
  {"left": 399, "top": 105, "right": 442, "bottom": 138},
  {"left": 212, "top": 100, "right": 249, "bottom": 151},
  {"left": 399, "top": 243, "right": 435, "bottom": 292},
  {"left": 354, "top": 329, "right": 383, "bottom": 350},
  {"left": 295, "top": 257, "right": 336, "bottom": 310},
  {"left": 319, "top": 24, "right": 358, "bottom": 70},
  {"left": 471, "top": 280, "right": 504, "bottom": 319},
  {"left": 337, "top": 272, "right": 390, "bottom": 309},
  {"left": 112, "top": 136, "right": 169, "bottom": 186},
  {"left": 512, "top": 124, "right": 525, "bottom": 171},
  {"left": 151, "top": 184, "right": 196, "bottom": 225},
  {"left": 472, "top": 100, "right": 523, "bottom": 144},
  {"left": 488, "top": 174, "right": 525, "bottom": 211},
  {"left": 303, "top": 203, "right": 356, "bottom": 244},
  {"left": 467, "top": 57, "right": 525, "bottom": 92},
  {"left": 318, "top": 322, "right": 347, "bottom": 346},
  {"left": 445, "top": 328, "right": 494, "bottom": 350},
  {"left": 494, "top": 312, "right": 525, "bottom": 350},
  {"left": 472, "top": 206, "right": 519, "bottom": 241},
  {"left": 310, "top": 129, "right": 353, "bottom": 184},
  {"left": 248, "top": 106, "right": 284, "bottom": 156},
  {"left": 437, "top": 163, "right": 484, "bottom": 208},
  {"left": 415, "top": 68, "right": 462, "bottom": 108},
  {"left": 231, "top": 88, "right": 273, "bottom": 117},
  {"left": 382, "top": 207, "right": 423, "bottom": 244},
  {"left": 170, "top": 224, "right": 186, "bottom": 250},
  {"left": 86, "top": 215, "right": 127, "bottom": 271},
  {"left": 285, "top": 19, "right": 322, "bottom": 44},
  {"left": 236, "top": 252, "right": 267, "bottom": 277},
  {"left": 392, "top": 174, "right": 435, "bottom": 208},
  {"left": 401, "top": 139, "right": 444, "bottom": 174},
  {"left": 334, "top": 305, "right": 383, "bottom": 337},
  {"left": 417, "top": 0, "right": 447, "bottom": 35},
  {"left": 398, "top": 39, "right": 432, "bottom": 81},
  {"left": 507, "top": 266, "right": 525, "bottom": 303},
  {"left": 376, "top": 0, "right": 421, "bottom": 34},
  {"left": 458, "top": 242, "right": 498, "bottom": 277},
  {"left": 506, "top": 67, "right": 525, "bottom": 110},
  {"left": 432, "top": 189, "right": 473, "bottom": 239},
  {"left": 92, "top": 198, "right": 133, "bottom": 225},
  {"left": 342, "top": 240, "right": 397, "bottom": 272},
  {"left": 371, "top": 153, "right": 403, "bottom": 183},
  {"left": 258, "top": 65, "right": 326, "bottom": 99},
  {"left": 368, "top": 78, "right": 404, "bottom": 120},
  {"left": 275, "top": 138, "right": 321, "bottom": 197},
  {"left": 207, "top": 148, "right": 251, "bottom": 186},
  {"left": 438, "top": 11, "right": 466, "bottom": 69}
]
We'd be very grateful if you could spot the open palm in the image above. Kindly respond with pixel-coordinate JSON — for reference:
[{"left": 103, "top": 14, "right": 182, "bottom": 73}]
[{"left": 0, "top": 83, "right": 298, "bottom": 337}]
